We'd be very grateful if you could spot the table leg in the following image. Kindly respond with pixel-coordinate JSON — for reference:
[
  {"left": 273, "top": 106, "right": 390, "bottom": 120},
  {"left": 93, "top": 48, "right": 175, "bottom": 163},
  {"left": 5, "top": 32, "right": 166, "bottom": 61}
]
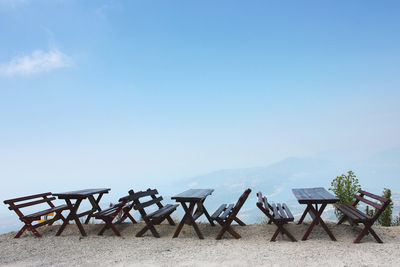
[
  {"left": 173, "top": 202, "right": 204, "bottom": 239},
  {"left": 56, "top": 199, "right": 86, "bottom": 236},
  {"left": 297, "top": 205, "right": 310, "bottom": 224},
  {"left": 301, "top": 203, "right": 336, "bottom": 241},
  {"left": 200, "top": 200, "right": 215, "bottom": 226},
  {"left": 84, "top": 193, "right": 104, "bottom": 224}
]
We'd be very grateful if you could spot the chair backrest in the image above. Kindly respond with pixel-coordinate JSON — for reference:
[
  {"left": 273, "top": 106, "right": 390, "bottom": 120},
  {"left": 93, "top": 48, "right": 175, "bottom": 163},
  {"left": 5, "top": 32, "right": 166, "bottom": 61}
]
[
  {"left": 4, "top": 193, "right": 56, "bottom": 219},
  {"left": 129, "top": 188, "right": 164, "bottom": 217},
  {"left": 256, "top": 191, "right": 274, "bottom": 218},
  {"left": 230, "top": 188, "right": 251, "bottom": 219},
  {"left": 353, "top": 189, "right": 391, "bottom": 220}
]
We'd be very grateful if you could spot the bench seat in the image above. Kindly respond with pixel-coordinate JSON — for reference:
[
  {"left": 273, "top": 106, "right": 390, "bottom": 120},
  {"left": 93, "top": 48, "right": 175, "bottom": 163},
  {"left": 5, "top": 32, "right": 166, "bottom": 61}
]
[
  {"left": 146, "top": 204, "right": 179, "bottom": 219},
  {"left": 335, "top": 203, "right": 371, "bottom": 223},
  {"left": 22, "top": 205, "right": 68, "bottom": 220}
]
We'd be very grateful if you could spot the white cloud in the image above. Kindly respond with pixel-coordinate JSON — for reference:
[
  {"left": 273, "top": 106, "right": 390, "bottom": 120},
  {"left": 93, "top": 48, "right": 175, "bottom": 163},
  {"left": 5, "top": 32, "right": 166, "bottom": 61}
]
[{"left": 0, "top": 48, "right": 72, "bottom": 76}]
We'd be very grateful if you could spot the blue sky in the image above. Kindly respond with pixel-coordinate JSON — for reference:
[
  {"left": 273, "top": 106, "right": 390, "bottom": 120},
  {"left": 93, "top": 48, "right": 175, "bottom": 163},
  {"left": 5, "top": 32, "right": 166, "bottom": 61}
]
[{"left": 0, "top": 1, "right": 400, "bottom": 201}]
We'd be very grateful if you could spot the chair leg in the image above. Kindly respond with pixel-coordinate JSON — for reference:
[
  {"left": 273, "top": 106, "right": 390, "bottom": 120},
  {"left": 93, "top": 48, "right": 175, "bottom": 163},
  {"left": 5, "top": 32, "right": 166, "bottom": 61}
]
[
  {"left": 354, "top": 224, "right": 370, "bottom": 243},
  {"left": 270, "top": 228, "right": 280, "bottom": 242},
  {"left": 234, "top": 217, "right": 246, "bottom": 226},
  {"left": 136, "top": 221, "right": 160, "bottom": 238},
  {"left": 126, "top": 213, "right": 137, "bottom": 224},
  {"left": 27, "top": 223, "right": 41, "bottom": 237},
  {"left": 337, "top": 215, "right": 347, "bottom": 225},
  {"left": 280, "top": 225, "right": 297, "bottom": 242},
  {"left": 368, "top": 226, "right": 383, "bottom": 243},
  {"left": 216, "top": 219, "right": 241, "bottom": 239},
  {"left": 166, "top": 215, "right": 175, "bottom": 226},
  {"left": 109, "top": 223, "right": 122, "bottom": 237},
  {"left": 98, "top": 224, "right": 108, "bottom": 235},
  {"left": 14, "top": 225, "right": 28, "bottom": 238}
]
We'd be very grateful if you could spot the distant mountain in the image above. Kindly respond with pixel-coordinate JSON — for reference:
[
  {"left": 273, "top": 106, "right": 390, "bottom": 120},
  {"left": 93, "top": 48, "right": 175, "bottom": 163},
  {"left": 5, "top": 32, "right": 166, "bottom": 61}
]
[{"left": 168, "top": 152, "right": 400, "bottom": 224}]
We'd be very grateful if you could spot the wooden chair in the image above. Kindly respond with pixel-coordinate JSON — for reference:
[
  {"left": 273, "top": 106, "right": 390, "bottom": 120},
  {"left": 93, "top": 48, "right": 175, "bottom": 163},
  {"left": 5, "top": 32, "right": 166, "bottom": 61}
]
[
  {"left": 211, "top": 188, "right": 251, "bottom": 239},
  {"left": 94, "top": 192, "right": 137, "bottom": 236},
  {"left": 256, "top": 191, "right": 296, "bottom": 242},
  {"left": 336, "top": 189, "right": 391, "bottom": 243},
  {"left": 131, "top": 188, "right": 179, "bottom": 238},
  {"left": 4, "top": 192, "right": 68, "bottom": 238}
]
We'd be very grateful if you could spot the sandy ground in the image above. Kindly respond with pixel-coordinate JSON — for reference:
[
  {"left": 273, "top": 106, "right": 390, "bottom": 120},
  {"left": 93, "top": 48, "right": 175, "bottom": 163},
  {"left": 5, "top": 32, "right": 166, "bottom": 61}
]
[{"left": 0, "top": 221, "right": 399, "bottom": 267}]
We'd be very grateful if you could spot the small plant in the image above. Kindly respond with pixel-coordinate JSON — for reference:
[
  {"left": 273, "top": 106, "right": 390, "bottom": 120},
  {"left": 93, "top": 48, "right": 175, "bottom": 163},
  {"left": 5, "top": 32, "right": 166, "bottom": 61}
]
[
  {"left": 377, "top": 188, "right": 393, "bottom": 226},
  {"left": 393, "top": 213, "right": 400, "bottom": 226},
  {"left": 365, "top": 205, "right": 375, "bottom": 217},
  {"left": 330, "top": 170, "right": 361, "bottom": 219}
]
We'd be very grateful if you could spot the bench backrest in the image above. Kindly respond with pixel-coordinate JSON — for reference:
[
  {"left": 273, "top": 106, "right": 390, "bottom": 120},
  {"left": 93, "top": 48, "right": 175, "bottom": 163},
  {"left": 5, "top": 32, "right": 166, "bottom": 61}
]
[
  {"left": 3, "top": 192, "right": 56, "bottom": 218},
  {"left": 353, "top": 189, "right": 391, "bottom": 220},
  {"left": 229, "top": 188, "right": 251, "bottom": 220},
  {"left": 256, "top": 191, "right": 274, "bottom": 218},
  {"left": 130, "top": 188, "right": 164, "bottom": 217}
]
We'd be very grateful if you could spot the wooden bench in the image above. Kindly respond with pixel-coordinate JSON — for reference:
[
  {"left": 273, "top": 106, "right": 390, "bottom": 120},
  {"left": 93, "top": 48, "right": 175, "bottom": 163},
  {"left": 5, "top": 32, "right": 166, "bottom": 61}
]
[
  {"left": 131, "top": 188, "right": 179, "bottom": 238},
  {"left": 4, "top": 192, "right": 68, "bottom": 238},
  {"left": 336, "top": 189, "right": 391, "bottom": 243},
  {"left": 211, "top": 188, "right": 251, "bottom": 239},
  {"left": 256, "top": 191, "right": 296, "bottom": 242},
  {"left": 94, "top": 191, "right": 137, "bottom": 236}
]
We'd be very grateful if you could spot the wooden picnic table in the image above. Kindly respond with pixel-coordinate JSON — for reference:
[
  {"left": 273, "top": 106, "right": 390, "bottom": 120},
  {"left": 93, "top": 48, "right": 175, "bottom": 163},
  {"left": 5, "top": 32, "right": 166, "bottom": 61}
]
[
  {"left": 53, "top": 188, "right": 111, "bottom": 236},
  {"left": 171, "top": 189, "right": 215, "bottom": 239},
  {"left": 292, "top": 187, "right": 339, "bottom": 241}
]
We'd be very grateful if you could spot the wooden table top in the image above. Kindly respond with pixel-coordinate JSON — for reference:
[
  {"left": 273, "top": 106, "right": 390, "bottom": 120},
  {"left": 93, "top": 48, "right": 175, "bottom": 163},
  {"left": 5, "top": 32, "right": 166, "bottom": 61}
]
[
  {"left": 171, "top": 189, "right": 214, "bottom": 201},
  {"left": 292, "top": 187, "right": 339, "bottom": 204},
  {"left": 53, "top": 188, "right": 111, "bottom": 199}
]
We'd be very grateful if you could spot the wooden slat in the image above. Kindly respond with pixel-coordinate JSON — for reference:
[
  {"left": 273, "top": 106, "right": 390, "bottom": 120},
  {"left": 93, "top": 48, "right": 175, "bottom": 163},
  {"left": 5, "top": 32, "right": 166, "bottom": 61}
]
[
  {"left": 171, "top": 189, "right": 214, "bottom": 201},
  {"left": 76, "top": 209, "right": 96, "bottom": 218},
  {"left": 4, "top": 192, "right": 52, "bottom": 204},
  {"left": 282, "top": 203, "right": 294, "bottom": 219},
  {"left": 256, "top": 192, "right": 263, "bottom": 205},
  {"left": 277, "top": 203, "right": 287, "bottom": 218},
  {"left": 263, "top": 197, "right": 269, "bottom": 211},
  {"left": 96, "top": 207, "right": 118, "bottom": 217},
  {"left": 220, "top": 204, "right": 234, "bottom": 220},
  {"left": 271, "top": 203, "right": 281, "bottom": 220},
  {"left": 130, "top": 189, "right": 158, "bottom": 200},
  {"left": 211, "top": 204, "right": 227, "bottom": 219},
  {"left": 148, "top": 204, "right": 179, "bottom": 219},
  {"left": 134, "top": 197, "right": 163, "bottom": 210},
  {"left": 355, "top": 195, "right": 383, "bottom": 210},
  {"left": 336, "top": 204, "right": 367, "bottom": 222},
  {"left": 12, "top": 197, "right": 56, "bottom": 210},
  {"left": 22, "top": 205, "right": 68, "bottom": 219},
  {"left": 358, "top": 190, "right": 388, "bottom": 203}
]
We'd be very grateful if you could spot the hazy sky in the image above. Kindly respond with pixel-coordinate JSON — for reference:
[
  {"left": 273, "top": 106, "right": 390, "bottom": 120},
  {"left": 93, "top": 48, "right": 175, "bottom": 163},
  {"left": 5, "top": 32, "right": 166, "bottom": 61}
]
[{"left": 1, "top": 1, "right": 399, "bottom": 198}]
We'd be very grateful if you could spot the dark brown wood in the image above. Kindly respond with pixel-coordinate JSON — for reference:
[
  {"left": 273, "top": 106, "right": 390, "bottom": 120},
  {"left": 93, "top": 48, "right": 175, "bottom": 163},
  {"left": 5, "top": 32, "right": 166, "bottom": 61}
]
[
  {"left": 54, "top": 188, "right": 110, "bottom": 236},
  {"left": 172, "top": 189, "right": 215, "bottom": 239},
  {"left": 211, "top": 189, "right": 251, "bottom": 240},
  {"left": 336, "top": 189, "right": 391, "bottom": 243},
  {"left": 94, "top": 198, "right": 132, "bottom": 237},
  {"left": 115, "top": 190, "right": 138, "bottom": 225},
  {"left": 53, "top": 188, "right": 110, "bottom": 199},
  {"left": 256, "top": 192, "right": 296, "bottom": 242},
  {"left": 131, "top": 188, "right": 178, "bottom": 238},
  {"left": 3, "top": 193, "right": 68, "bottom": 238},
  {"left": 171, "top": 189, "right": 214, "bottom": 201},
  {"left": 292, "top": 187, "right": 338, "bottom": 241}
]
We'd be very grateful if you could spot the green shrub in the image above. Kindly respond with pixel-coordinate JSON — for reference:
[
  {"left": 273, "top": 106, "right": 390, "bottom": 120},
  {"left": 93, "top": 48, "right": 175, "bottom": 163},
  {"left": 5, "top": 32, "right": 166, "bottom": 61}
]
[
  {"left": 330, "top": 170, "right": 361, "bottom": 219},
  {"left": 393, "top": 213, "right": 400, "bottom": 226},
  {"left": 365, "top": 205, "right": 375, "bottom": 217},
  {"left": 377, "top": 188, "right": 393, "bottom": 226}
]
